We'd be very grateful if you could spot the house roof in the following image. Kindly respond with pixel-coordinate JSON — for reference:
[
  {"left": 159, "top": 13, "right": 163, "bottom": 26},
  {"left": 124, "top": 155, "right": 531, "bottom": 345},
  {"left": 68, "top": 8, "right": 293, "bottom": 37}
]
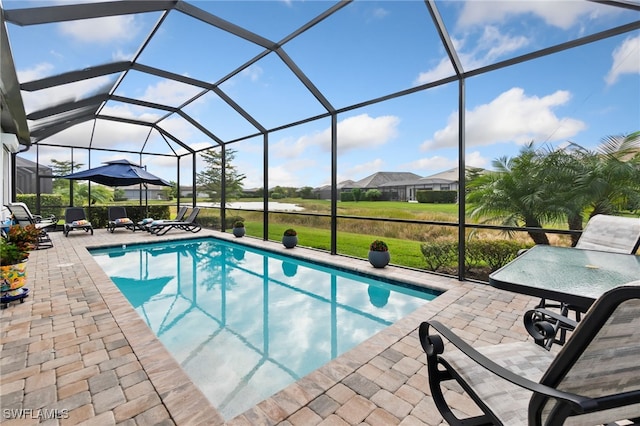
[{"left": 354, "top": 172, "right": 423, "bottom": 189}]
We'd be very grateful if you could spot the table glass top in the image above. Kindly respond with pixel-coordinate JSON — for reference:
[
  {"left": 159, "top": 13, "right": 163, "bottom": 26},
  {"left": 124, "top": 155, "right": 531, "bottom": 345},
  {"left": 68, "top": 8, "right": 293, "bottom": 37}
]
[{"left": 490, "top": 245, "right": 640, "bottom": 303}]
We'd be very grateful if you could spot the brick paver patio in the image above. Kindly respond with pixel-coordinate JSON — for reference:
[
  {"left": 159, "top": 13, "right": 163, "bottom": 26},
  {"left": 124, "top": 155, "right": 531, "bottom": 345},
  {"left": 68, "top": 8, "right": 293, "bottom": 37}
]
[{"left": 1, "top": 227, "right": 539, "bottom": 425}]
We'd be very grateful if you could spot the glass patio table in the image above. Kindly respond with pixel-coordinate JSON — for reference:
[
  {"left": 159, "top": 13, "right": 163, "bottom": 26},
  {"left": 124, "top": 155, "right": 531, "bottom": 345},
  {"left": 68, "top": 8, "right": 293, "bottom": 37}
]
[{"left": 489, "top": 244, "right": 640, "bottom": 312}]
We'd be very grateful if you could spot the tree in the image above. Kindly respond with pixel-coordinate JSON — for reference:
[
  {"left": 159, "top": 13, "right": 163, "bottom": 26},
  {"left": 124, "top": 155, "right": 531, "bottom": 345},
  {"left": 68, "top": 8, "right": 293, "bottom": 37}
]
[
  {"left": 161, "top": 181, "right": 177, "bottom": 201},
  {"left": 365, "top": 189, "right": 382, "bottom": 201},
  {"left": 299, "top": 186, "right": 314, "bottom": 199},
  {"left": 49, "top": 159, "right": 87, "bottom": 205},
  {"left": 75, "top": 184, "right": 112, "bottom": 205},
  {"left": 466, "top": 133, "right": 640, "bottom": 247},
  {"left": 577, "top": 131, "right": 640, "bottom": 217},
  {"left": 466, "top": 143, "right": 552, "bottom": 245},
  {"left": 50, "top": 159, "right": 84, "bottom": 192},
  {"left": 196, "top": 148, "right": 246, "bottom": 202}
]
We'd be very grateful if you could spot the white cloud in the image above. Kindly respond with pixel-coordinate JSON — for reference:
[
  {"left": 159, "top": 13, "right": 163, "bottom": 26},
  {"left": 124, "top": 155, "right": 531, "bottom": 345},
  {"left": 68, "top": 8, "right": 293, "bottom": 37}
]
[
  {"left": 416, "top": 2, "right": 618, "bottom": 84},
  {"left": 605, "top": 35, "right": 640, "bottom": 86},
  {"left": 58, "top": 15, "right": 139, "bottom": 43},
  {"left": 271, "top": 113, "right": 400, "bottom": 159},
  {"left": 140, "top": 79, "right": 202, "bottom": 107},
  {"left": 370, "top": 7, "right": 389, "bottom": 20},
  {"left": 395, "top": 152, "right": 487, "bottom": 177},
  {"left": 100, "top": 103, "right": 162, "bottom": 122},
  {"left": 241, "top": 65, "right": 264, "bottom": 82},
  {"left": 466, "top": 151, "right": 488, "bottom": 169},
  {"left": 414, "top": 26, "right": 528, "bottom": 84},
  {"left": 16, "top": 63, "right": 54, "bottom": 83},
  {"left": 457, "top": 1, "right": 613, "bottom": 31},
  {"left": 268, "top": 162, "right": 312, "bottom": 188},
  {"left": 421, "top": 87, "right": 586, "bottom": 150},
  {"left": 20, "top": 75, "right": 114, "bottom": 113},
  {"left": 346, "top": 159, "right": 385, "bottom": 179},
  {"left": 414, "top": 58, "right": 455, "bottom": 85},
  {"left": 403, "top": 156, "right": 457, "bottom": 172},
  {"left": 335, "top": 114, "right": 399, "bottom": 153}
]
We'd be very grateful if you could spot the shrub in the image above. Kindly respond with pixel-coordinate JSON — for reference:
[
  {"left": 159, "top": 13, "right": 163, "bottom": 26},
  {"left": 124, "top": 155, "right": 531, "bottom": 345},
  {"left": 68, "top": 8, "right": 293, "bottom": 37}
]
[
  {"left": 416, "top": 190, "right": 457, "bottom": 203},
  {"left": 420, "top": 239, "right": 529, "bottom": 273},
  {"left": 340, "top": 191, "right": 355, "bottom": 202},
  {"left": 284, "top": 228, "right": 297, "bottom": 236},
  {"left": 234, "top": 221, "right": 244, "bottom": 228},
  {"left": 420, "top": 240, "right": 457, "bottom": 271},
  {"left": 468, "top": 239, "right": 526, "bottom": 271}
]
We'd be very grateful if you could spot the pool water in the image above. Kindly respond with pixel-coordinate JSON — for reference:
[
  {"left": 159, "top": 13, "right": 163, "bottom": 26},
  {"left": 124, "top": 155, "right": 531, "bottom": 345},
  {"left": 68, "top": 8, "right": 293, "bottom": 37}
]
[{"left": 90, "top": 237, "right": 438, "bottom": 420}]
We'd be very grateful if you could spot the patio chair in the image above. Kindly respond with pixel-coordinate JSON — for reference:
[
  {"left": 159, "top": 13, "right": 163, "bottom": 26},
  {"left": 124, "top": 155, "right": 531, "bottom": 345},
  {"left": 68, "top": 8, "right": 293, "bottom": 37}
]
[
  {"left": 148, "top": 207, "right": 201, "bottom": 236},
  {"left": 63, "top": 207, "right": 94, "bottom": 237},
  {"left": 5, "top": 202, "right": 56, "bottom": 249},
  {"left": 138, "top": 206, "right": 187, "bottom": 232},
  {"left": 107, "top": 206, "right": 137, "bottom": 233},
  {"left": 419, "top": 280, "right": 640, "bottom": 426},
  {"left": 575, "top": 214, "right": 640, "bottom": 254},
  {"left": 525, "top": 214, "right": 640, "bottom": 349}
]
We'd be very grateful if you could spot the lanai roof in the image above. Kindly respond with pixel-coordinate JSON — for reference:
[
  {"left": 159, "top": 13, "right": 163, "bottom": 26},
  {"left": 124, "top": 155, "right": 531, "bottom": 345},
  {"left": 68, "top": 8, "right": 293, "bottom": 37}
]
[{"left": 2, "top": 0, "right": 638, "bottom": 162}]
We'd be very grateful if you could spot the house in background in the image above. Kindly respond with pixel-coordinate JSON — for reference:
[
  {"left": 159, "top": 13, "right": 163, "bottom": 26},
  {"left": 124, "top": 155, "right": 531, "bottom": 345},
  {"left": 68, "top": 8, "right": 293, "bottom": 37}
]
[
  {"left": 121, "top": 184, "right": 168, "bottom": 201},
  {"left": 313, "top": 169, "right": 467, "bottom": 202},
  {"left": 15, "top": 156, "right": 53, "bottom": 195}
]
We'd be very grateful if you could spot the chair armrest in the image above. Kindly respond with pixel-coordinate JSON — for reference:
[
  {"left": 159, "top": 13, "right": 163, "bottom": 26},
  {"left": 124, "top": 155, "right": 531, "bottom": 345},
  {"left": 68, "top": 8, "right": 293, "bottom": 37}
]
[
  {"left": 419, "top": 321, "right": 597, "bottom": 412},
  {"left": 534, "top": 308, "right": 578, "bottom": 330}
]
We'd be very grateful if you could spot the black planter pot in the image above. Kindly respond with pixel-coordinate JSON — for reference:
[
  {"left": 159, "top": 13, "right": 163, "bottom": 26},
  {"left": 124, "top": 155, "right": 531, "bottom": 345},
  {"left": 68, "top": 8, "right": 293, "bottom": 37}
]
[
  {"left": 368, "top": 250, "right": 390, "bottom": 268},
  {"left": 282, "top": 235, "right": 298, "bottom": 248}
]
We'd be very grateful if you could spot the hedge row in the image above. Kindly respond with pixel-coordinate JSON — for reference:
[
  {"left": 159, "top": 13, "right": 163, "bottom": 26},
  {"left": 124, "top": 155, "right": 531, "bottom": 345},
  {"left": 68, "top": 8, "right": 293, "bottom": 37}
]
[
  {"left": 416, "top": 190, "right": 457, "bottom": 203},
  {"left": 420, "top": 239, "right": 531, "bottom": 273},
  {"left": 16, "top": 194, "right": 64, "bottom": 219}
]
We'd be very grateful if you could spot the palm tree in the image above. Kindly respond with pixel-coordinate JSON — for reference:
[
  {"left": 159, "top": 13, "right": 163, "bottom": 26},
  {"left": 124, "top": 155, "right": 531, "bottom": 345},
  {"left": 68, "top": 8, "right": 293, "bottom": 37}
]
[
  {"left": 467, "top": 132, "right": 640, "bottom": 247},
  {"left": 466, "top": 143, "right": 552, "bottom": 245},
  {"left": 576, "top": 131, "right": 640, "bottom": 218},
  {"left": 537, "top": 143, "right": 593, "bottom": 246}
]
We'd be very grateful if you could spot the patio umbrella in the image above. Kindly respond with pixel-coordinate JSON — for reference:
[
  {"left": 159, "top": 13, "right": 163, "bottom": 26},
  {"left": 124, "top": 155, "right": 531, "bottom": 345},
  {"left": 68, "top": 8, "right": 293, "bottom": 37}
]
[
  {"left": 62, "top": 159, "right": 171, "bottom": 213},
  {"left": 62, "top": 159, "right": 170, "bottom": 187}
]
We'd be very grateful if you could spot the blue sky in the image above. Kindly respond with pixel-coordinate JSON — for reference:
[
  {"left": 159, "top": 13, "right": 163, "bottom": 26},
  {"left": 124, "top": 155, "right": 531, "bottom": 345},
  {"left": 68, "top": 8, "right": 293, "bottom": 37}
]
[{"left": 6, "top": 0, "right": 640, "bottom": 190}]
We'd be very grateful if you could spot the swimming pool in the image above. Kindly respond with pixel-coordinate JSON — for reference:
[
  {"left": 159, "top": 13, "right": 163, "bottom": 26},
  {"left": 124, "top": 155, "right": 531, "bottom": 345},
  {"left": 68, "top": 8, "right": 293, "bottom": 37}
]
[{"left": 90, "top": 237, "right": 439, "bottom": 420}]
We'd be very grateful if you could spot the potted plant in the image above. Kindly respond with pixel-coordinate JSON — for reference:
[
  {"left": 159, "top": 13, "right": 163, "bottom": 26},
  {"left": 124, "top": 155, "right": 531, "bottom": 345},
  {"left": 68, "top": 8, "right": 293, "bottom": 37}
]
[
  {"left": 368, "top": 239, "right": 390, "bottom": 268},
  {"left": 232, "top": 221, "right": 245, "bottom": 238},
  {"left": 282, "top": 228, "right": 298, "bottom": 248},
  {"left": 1, "top": 224, "right": 39, "bottom": 292}
]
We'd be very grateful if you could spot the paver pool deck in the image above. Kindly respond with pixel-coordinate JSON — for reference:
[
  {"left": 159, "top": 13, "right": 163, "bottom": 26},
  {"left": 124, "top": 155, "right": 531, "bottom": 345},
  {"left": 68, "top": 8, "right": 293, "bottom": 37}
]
[{"left": 1, "top": 227, "right": 540, "bottom": 425}]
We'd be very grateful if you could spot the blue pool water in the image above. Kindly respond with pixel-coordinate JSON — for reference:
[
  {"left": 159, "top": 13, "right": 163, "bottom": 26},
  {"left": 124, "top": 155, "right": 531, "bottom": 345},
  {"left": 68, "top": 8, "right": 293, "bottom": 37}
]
[{"left": 90, "top": 237, "right": 439, "bottom": 420}]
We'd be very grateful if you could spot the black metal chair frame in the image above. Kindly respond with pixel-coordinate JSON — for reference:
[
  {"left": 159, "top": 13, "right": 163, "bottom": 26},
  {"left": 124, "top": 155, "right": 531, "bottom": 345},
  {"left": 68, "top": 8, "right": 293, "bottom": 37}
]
[
  {"left": 106, "top": 206, "right": 137, "bottom": 233},
  {"left": 419, "top": 283, "right": 640, "bottom": 425},
  {"left": 148, "top": 207, "right": 201, "bottom": 236},
  {"left": 63, "top": 207, "right": 94, "bottom": 237}
]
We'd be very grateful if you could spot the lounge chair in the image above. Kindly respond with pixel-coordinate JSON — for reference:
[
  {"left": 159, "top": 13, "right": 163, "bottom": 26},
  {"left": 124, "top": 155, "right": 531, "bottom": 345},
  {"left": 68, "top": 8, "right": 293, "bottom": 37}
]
[
  {"left": 107, "top": 206, "right": 137, "bottom": 233},
  {"left": 575, "top": 214, "right": 640, "bottom": 254},
  {"left": 5, "top": 202, "right": 56, "bottom": 249},
  {"left": 419, "top": 280, "right": 640, "bottom": 425},
  {"left": 148, "top": 207, "right": 201, "bottom": 236},
  {"left": 63, "top": 207, "right": 94, "bottom": 237},
  {"left": 138, "top": 206, "right": 187, "bottom": 232}
]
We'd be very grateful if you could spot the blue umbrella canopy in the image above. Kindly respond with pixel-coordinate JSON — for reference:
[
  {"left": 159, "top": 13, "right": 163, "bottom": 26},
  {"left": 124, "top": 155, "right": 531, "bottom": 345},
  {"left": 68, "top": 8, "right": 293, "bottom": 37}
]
[{"left": 62, "top": 159, "right": 171, "bottom": 187}]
